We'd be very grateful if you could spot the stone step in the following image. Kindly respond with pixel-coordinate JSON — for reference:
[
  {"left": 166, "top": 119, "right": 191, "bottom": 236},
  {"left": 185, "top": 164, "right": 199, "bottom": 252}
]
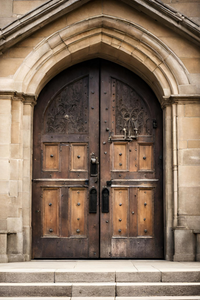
[
  {"left": 0, "top": 297, "right": 200, "bottom": 300},
  {"left": 0, "top": 270, "right": 200, "bottom": 283},
  {"left": 0, "top": 282, "right": 200, "bottom": 297}
]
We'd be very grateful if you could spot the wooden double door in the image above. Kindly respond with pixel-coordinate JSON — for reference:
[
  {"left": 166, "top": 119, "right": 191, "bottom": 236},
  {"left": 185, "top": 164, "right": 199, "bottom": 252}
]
[{"left": 32, "top": 59, "right": 163, "bottom": 259}]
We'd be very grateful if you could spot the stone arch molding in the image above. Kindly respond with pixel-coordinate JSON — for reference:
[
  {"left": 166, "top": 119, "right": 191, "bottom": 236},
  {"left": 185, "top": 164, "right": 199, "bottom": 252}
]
[{"left": 13, "top": 15, "right": 190, "bottom": 102}]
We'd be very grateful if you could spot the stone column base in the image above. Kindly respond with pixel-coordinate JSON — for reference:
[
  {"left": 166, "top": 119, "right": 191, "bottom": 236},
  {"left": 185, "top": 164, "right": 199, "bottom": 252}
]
[{"left": 173, "top": 227, "right": 195, "bottom": 262}]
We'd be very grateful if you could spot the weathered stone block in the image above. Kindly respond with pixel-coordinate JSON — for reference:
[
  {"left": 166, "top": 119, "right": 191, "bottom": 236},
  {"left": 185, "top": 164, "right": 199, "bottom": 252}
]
[
  {"left": 0, "top": 58, "right": 24, "bottom": 77},
  {"left": 0, "top": 234, "right": 7, "bottom": 255},
  {"left": 9, "top": 180, "right": 18, "bottom": 198},
  {"left": 188, "top": 140, "right": 200, "bottom": 148},
  {"left": 0, "top": 0, "right": 12, "bottom": 17},
  {"left": 185, "top": 104, "right": 200, "bottom": 117},
  {"left": 179, "top": 149, "right": 200, "bottom": 166},
  {"left": 174, "top": 229, "right": 195, "bottom": 261},
  {"left": 116, "top": 271, "right": 161, "bottom": 282},
  {"left": 72, "top": 283, "right": 115, "bottom": 297},
  {"left": 0, "top": 145, "right": 10, "bottom": 159},
  {"left": 13, "top": 1, "right": 48, "bottom": 15},
  {"left": 0, "top": 283, "right": 72, "bottom": 297},
  {"left": 55, "top": 271, "right": 115, "bottom": 282},
  {"left": 0, "top": 271, "right": 54, "bottom": 283},
  {"left": 179, "top": 166, "right": 200, "bottom": 187},
  {"left": 179, "top": 187, "right": 200, "bottom": 215},
  {"left": 7, "top": 217, "right": 22, "bottom": 233},
  {"left": 0, "top": 160, "right": 10, "bottom": 180}
]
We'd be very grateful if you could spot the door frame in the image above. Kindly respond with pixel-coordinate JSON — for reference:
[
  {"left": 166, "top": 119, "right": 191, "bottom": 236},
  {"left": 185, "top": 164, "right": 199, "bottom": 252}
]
[{"left": 29, "top": 59, "right": 166, "bottom": 260}]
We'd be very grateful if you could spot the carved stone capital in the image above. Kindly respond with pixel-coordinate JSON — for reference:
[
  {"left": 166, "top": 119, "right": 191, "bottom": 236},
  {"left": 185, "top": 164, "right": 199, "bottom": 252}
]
[{"left": 161, "top": 94, "right": 200, "bottom": 108}]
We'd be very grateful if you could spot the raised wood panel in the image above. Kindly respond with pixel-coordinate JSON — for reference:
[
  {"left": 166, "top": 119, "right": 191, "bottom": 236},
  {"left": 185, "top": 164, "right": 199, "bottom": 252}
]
[
  {"left": 138, "top": 189, "right": 153, "bottom": 236},
  {"left": 43, "top": 144, "right": 59, "bottom": 171},
  {"left": 113, "top": 143, "right": 128, "bottom": 171},
  {"left": 139, "top": 144, "right": 153, "bottom": 171},
  {"left": 113, "top": 188, "right": 128, "bottom": 237},
  {"left": 70, "top": 188, "right": 86, "bottom": 236},
  {"left": 71, "top": 144, "right": 87, "bottom": 171},
  {"left": 43, "top": 188, "right": 59, "bottom": 236}
]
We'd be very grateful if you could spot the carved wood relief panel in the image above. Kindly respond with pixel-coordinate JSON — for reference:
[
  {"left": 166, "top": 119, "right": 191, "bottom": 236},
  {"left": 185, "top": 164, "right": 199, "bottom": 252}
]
[{"left": 44, "top": 76, "right": 89, "bottom": 134}]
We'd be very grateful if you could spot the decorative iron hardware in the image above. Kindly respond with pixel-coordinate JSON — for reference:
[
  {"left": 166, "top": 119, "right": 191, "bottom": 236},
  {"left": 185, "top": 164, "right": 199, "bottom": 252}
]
[
  {"left": 50, "top": 154, "right": 54, "bottom": 157},
  {"left": 143, "top": 156, "right": 146, "bottom": 160},
  {"left": 119, "top": 153, "right": 122, "bottom": 156},
  {"left": 153, "top": 119, "right": 157, "bottom": 129},
  {"left": 119, "top": 203, "right": 122, "bottom": 206},
  {"left": 77, "top": 203, "right": 80, "bottom": 206},
  {"left": 102, "top": 188, "right": 109, "bottom": 213},
  {"left": 76, "top": 229, "right": 80, "bottom": 233},
  {"left": 77, "top": 155, "right": 81, "bottom": 159},
  {"left": 119, "top": 218, "right": 122, "bottom": 222},
  {"left": 49, "top": 228, "right": 53, "bottom": 232},
  {"left": 144, "top": 218, "right": 146, "bottom": 221},
  {"left": 106, "top": 220, "right": 109, "bottom": 223},
  {"left": 77, "top": 218, "right": 80, "bottom": 220},
  {"left": 90, "top": 153, "right": 98, "bottom": 176},
  {"left": 131, "top": 211, "right": 135, "bottom": 214},
  {"left": 106, "top": 128, "right": 109, "bottom": 131},
  {"left": 118, "top": 229, "right": 122, "bottom": 233},
  {"left": 119, "top": 163, "right": 122, "bottom": 166},
  {"left": 84, "top": 179, "right": 89, "bottom": 186},
  {"left": 103, "top": 141, "right": 106, "bottom": 145},
  {"left": 144, "top": 202, "right": 147, "bottom": 206},
  {"left": 106, "top": 181, "right": 112, "bottom": 187},
  {"left": 144, "top": 229, "right": 147, "bottom": 233},
  {"left": 104, "top": 152, "right": 107, "bottom": 154},
  {"left": 89, "top": 188, "right": 97, "bottom": 213},
  {"left": 49, "top": 203, "right": 52, "bottom": 206},
  {"left": 36, "top": 210, "right": 40, "bottom": 213}
]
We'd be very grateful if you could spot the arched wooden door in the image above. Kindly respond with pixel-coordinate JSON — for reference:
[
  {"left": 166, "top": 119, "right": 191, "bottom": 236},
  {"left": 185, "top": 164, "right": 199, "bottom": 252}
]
[{"left": 32, "top": 59, "right": 163, "bottom": 259}]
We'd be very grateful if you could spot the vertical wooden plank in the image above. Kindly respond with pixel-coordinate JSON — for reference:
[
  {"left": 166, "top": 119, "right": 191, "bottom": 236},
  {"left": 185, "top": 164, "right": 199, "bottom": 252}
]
[
  {"left": 129, "top": 141, "right": 138, "bottom": 172},
  {"left": 60, "top": 187, "right": 69, "bottom": 237},
  {"left": 70, "top": 188, "right": 86, "bottom": 236},
  {"left": 138, "top": 189, "right": 153, "bottom": 236},
  {"left": 139, "top": 144, "right": 153, "bottom": 170},
  {"left": 113, "top": 188, "right": 128, "bottom": 237},
  {"left": 43, "top": 188, "right": 59, "bottom": 236},
  {"left": 129, "top": 187, "right": 138, "bottom": 237},
  {"left": 60, "top": 143, "right": 69, "bottom": 179}
]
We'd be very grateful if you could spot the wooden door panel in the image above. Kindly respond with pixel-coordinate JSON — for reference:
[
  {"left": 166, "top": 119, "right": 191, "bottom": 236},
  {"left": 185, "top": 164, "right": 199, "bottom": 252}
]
[
  {"left": 138, "top": 188, "right": 153, "bottom": 236},
  {"left": 70, "top": 144, "right": 88, "bottom": 172},
  {"left": 42, "top": 188, "right": 59, "bottom": 236},
  {"left": 112, "top": 188, "right": 128, "bottom": 237},
  {"left": 139, "top": 144, "right": 153, "bottom": 171},
  {"left": 112, "top": 143, "right": 128, "bottom": 171},
  {"left": 43, "top": 144, "right": 59, "bottom": 171}
]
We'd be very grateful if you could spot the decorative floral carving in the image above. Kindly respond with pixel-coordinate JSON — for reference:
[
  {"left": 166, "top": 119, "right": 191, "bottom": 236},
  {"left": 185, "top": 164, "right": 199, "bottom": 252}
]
[
  {"left": 44, "top": 77, "right": 89, "bottom": 134},
  {"left": 115, "top": 80, "right": 152, "bottom": 136}
]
